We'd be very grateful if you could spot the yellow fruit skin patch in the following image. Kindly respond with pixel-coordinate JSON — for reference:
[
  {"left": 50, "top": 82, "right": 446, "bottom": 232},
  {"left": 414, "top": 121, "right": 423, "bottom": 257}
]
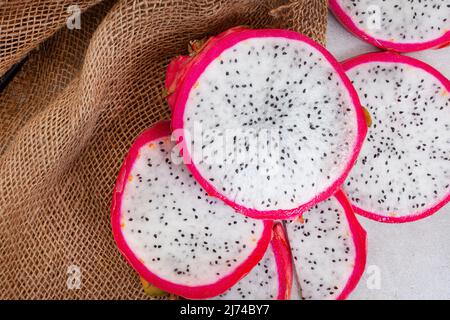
[
  {"left": 140, "top": 278, "right": 175, "bottom": 298},
  {"left": 362, "top": 106, "right": 372, "bottom": 128}
]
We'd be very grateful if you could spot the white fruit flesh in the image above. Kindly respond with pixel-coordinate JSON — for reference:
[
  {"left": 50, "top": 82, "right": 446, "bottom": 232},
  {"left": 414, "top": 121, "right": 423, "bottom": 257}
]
[
  {"left": 344, "top": 61, "right": 450, "bottom": 218},
  {"left": 214, "top": 244, "right": 279, "bottom": 299},
  {"left": 286, "top": 197, "right": 357, "bottom": 299},
  {"left": 184, "top": 37, "right": 358, "bottom": 211},
  {"left": 290, "top": 275, "right": 302, "bottom": 300},
  {"left": 120, "top": 137, "right": 266, "bottom": 286},
  {"left": 335, "top": 0, "right": 450, "bottom": 44}
]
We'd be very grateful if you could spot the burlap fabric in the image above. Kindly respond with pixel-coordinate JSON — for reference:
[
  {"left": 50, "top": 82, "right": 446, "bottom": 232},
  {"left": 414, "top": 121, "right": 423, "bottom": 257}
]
[{"left": 0, "top": 0, "right": 327, "bottom": 299}]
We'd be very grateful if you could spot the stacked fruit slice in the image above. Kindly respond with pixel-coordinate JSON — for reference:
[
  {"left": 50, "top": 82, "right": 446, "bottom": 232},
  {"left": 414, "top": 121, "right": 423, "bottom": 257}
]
[
  {"left": 111, "top": 18, "right": 449, "bottom": 299},
  {"left": 342, "top": 52, "right": 450, "bottom": 222},
  {"left": 329, "top": 0, "right": 450, "bottom": 52},
  {"left": 169, "top": 28, "right": 367, "bottom": 220},
  {"left": 111, "top": 120, "right": 367, "bottom": 299}
]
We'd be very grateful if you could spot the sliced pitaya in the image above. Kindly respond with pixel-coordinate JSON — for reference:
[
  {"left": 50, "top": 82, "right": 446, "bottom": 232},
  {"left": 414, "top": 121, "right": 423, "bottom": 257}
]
[
  {"left": 111, "top": 120, "right": 273, "bottom": 299},
  {"left": 329, "top": 0, "right": 450, "bottom": 52},
  {"left": 342, "top": 52, "right": 450, "bottom": 223},
  {"left": 285, "top": 190, "right": 367, "bottom": 300},
  {"left": 214, "top": 223, "right": 293, "bottom": 300},
  {"left": 169, "top": 28, "right": 367, "bottom": 220}
]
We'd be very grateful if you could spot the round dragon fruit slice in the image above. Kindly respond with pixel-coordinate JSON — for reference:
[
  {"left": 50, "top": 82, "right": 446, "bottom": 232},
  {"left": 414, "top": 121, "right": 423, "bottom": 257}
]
[
  {"left": 285, "top": 190, "right": 367, "bottom": 300},
  {"left": 342, "top": 52, "right": 450, "bottom": 223},
  {"left": 213, "top": 223, "right": 293, "bottom": 300},
  {"left": 329, "top": 0, "right": 450, "bottom": 52},
  {"left": 111, "top": 120, "right": 273, "bottom": 299},
  {"left": 170, "top": 28, "right": 367, "bottom": 220}
]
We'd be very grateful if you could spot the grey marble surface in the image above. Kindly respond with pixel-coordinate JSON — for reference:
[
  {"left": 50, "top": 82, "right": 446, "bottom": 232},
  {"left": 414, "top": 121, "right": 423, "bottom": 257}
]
[{"left": 326, "top": 12, "right": 450, "bottom": 300}]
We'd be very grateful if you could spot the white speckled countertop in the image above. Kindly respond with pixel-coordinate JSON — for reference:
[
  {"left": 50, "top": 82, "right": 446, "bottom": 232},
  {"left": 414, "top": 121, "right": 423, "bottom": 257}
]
[{"left": 325, "top": 12, "right": 450, "bottom": 300}]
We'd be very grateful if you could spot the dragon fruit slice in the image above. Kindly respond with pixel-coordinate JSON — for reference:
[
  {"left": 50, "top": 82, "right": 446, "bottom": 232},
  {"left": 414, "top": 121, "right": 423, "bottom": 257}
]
[
  {"left": 111, "top": 120, "right": 273, "bottom": 299},
  {"left": 214, "top": 223, "right": 293, "bottom": 300},
  {"left": 342, "top": 52, "right": 450, "bottom": 223},
  {"left": 329, "top": 0, "right": 450, "bottom": 52},
  {"left": 285, "top": 190, "right": 367, "bottom": 300},
  {"left": 169, "top": 28, "right": 367, "bottom": 220}
]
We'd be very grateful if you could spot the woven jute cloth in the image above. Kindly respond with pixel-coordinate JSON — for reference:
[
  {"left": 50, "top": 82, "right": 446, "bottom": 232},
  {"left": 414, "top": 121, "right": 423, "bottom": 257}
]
[{"left": 0, "top": 0, "right": 327, "bottom": 299}]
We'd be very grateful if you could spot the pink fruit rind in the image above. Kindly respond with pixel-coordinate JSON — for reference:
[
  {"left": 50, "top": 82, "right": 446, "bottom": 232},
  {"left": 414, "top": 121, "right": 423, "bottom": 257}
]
[
  {"left": 329, "top": 0, "right": 450, "bottom": 53},
  {"left": 271, "top": 223, "right": 293, "bottom": 300},
  {"left": 110, "top": 120, "right": 274, "bottom": 299},
  {"left": 171, "top": 28, "right": 368, "bottom": 220},
  {"left": 341, "top": 51, "right": 450, "bottom": 223},
  {"left": 165, "top": 27, "right": 248, "bottom": 110},
  {"left": 333, "top": 189, "right": 367, "bottom": 300},
  {"left": 165, "top": 56, "right": 190, "bottom": 110}
]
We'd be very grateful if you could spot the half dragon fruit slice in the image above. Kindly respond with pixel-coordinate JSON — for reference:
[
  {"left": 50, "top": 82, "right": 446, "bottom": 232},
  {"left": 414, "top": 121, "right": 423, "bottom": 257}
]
[
  {"left": 342, "top": 52, "right": 450, "bottom": 223},
  {"left": 169, "top": 28, "right": 367, "bottom": 220},
  {"left": 285, "top": 190, "right": 367, "bottom": 300},
  {"left": 329, "top": 0, "right": 450, "bottom": 52},
  {"left": 111, "top": 120, "right": 273, "bottom": 299},
  {"left": 214, "top": 223, "right": 293, "bottom": 300}
]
